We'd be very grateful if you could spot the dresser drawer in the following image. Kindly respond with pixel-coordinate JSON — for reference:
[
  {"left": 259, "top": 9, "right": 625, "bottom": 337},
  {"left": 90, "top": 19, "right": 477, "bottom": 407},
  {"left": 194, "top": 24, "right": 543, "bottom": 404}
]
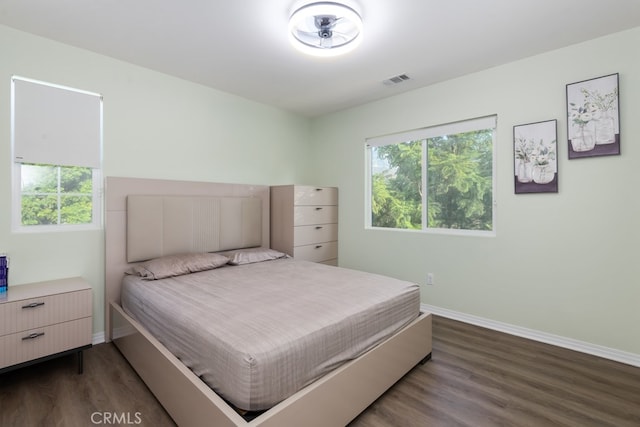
[
  {"left": 0, "top": 289, "right": 92, "bottom": 337},
  {"left": 0, "top": 317, "right": 92, "bottom": 369},
  {"left": 294, "top": 206, "right": 338, "bottom": 226},
  {"left": 271, "top": 184, "right": 339, "bottom": 265},
  {"left": 294, "top": 224, "right": 338, "bottom": 246},
  {"left": 294, "top": 186, "right": 338, "bottom": 206},
  {"left": 293, "top": 241, "right": 338, "bottom": 263}
]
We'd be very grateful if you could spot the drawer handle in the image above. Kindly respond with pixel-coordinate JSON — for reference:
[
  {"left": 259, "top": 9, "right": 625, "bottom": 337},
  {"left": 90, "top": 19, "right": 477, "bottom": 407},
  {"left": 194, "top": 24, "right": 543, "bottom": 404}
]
[
  {"left": 315, "top": 226, "right": 323, "bottom": 230},
  {"left": 315, "top": 245, "right": 323, "bottom": 249},
  {"left": 22, "top": 302, "right": 45, "bottom": 309},
  {"left": 315, "top": 188, "right": 323, "bottom": 191},
  {"left": 315, "top": 207, "right": 323, "bottom": 211},
  {"left": 22, "top": 332, "right": 45, "bottom": 341}
]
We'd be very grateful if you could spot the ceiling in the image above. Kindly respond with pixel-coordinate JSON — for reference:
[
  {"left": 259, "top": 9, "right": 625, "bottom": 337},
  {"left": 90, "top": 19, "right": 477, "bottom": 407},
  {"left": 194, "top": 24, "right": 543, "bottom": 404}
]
[{"left": 1, "top": 0, "right": 640, "bottom": 117}]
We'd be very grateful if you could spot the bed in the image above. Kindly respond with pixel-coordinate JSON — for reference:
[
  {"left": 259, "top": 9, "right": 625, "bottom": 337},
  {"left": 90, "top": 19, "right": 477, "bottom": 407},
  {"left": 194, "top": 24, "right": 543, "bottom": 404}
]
[{"left": 105, "top": 176, "right": 432, "bottom": 427}]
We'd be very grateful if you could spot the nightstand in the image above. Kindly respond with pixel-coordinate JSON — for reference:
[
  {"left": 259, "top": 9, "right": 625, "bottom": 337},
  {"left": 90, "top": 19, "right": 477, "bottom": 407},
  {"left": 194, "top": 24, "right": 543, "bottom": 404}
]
[{"left": 0, "top": 277, "right": 92, "bottom": 374}]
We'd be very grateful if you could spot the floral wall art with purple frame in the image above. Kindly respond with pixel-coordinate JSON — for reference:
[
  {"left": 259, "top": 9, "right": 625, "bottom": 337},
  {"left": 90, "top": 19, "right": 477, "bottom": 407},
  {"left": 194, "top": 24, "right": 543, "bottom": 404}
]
[
  {"left": 566, "top": 73, "right": 620, "bottom": 159},
  {"left": 514, "top": 119, "right": 558, "bottom": 194}
]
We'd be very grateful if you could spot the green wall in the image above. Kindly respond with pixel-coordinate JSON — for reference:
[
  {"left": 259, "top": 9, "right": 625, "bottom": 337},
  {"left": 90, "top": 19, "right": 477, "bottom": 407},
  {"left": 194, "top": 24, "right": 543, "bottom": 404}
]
[
  {"left": 0, "top": 25, "right": 312, "bottom": 335},
  {"left": 310, "top": 27, "right": 640, "bottom": 356}
]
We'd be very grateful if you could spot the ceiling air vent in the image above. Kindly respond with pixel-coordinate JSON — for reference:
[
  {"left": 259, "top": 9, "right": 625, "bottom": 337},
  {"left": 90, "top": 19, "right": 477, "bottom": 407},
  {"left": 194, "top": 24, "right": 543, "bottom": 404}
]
[{"left": 383, "top": 74, "right": 410, "bottom": 86}]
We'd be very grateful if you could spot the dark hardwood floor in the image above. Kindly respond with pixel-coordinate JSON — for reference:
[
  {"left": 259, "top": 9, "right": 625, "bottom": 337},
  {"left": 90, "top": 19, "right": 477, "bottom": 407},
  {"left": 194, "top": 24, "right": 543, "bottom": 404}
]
[
  {"left": 351, "top": 317, "right": 640, "bottom": 427},
  {"left": 0, "top": 341, "right": 175, "bottom": 427},
  {"left": 2, "top": 316, "right": 639, "bottom": 427}
]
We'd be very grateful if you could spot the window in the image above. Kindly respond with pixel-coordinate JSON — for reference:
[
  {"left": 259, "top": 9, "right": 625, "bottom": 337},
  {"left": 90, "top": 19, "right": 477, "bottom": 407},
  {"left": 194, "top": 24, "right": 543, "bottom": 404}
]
[
  {"left": 19, "top": 164, "right": 98, "bottom": 226},
  {"left": 365, "top": 115, "right": 496, "bottom": 235},
  {"left": 11, "top": 77, "right": 102, "bottom": 231}
]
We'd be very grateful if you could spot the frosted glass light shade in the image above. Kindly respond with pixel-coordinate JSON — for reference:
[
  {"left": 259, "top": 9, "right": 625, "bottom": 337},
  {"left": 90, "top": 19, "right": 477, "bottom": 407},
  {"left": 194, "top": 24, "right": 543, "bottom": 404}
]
[{"left": 289, "top": 2, "right": 363, "bottom": 57}]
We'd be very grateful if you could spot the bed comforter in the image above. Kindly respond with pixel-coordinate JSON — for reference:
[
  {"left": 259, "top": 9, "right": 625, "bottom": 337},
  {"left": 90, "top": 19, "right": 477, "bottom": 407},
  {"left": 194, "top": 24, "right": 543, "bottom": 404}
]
[{"left": 121, "top": 258, "right": 420, "bottom": 411}]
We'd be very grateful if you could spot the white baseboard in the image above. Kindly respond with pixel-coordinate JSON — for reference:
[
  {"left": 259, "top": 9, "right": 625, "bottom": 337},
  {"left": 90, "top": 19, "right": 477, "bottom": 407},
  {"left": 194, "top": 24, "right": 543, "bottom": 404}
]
[
  {"left": 92, "top": 331, "right": 105, "bottom": 345},
  {"left": 422, "top": 304, "right": 640, "bottom": 368}
]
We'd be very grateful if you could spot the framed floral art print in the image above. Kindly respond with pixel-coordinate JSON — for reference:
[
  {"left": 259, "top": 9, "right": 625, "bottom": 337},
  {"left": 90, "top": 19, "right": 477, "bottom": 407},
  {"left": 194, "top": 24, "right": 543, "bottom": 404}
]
[
  {"left": 566, "top": 73, "right": 620, "bottom": 159},
  {"left": 514, "top": 119, "right": 558, "bottom": 194}
]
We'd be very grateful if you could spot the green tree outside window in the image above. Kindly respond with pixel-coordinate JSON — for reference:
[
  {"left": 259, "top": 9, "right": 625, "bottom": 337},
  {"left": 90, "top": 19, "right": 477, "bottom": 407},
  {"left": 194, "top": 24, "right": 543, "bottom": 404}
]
[
  {"left": 370, "top": 129, "right": 493, "bottom": 232},
  {"left": 21, "top": 164, "right": 93, "bottom": 226}
]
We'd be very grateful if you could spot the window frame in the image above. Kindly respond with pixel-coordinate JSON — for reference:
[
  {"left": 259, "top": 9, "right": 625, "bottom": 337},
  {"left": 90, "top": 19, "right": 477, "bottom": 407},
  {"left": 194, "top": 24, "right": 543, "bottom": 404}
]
[
  {"left": 365, "top": 116, "right": 497, "bottom": 237},
  {"left": 11, "top": 164, "right": 103, "bottom": 233},
  {"left": 10, "top": 77, "right": 103, "bottom": 233}
]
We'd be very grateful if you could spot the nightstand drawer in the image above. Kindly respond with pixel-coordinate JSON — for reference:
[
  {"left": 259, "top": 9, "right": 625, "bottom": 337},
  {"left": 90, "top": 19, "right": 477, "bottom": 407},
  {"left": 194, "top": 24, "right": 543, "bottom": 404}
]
[
  {"left": 293, "top": 186, "right": 338, "bottom": 206},
  {"left": 0, "top": 289, "right": 92, "bottom": 337},
  {"left": 294, "top": 206, "right": 338, "bottom": 226},
  {"left": 0, "top": 317, "right": 92, "bottom": 369},
  {"left": 293, "top": 241, "right": 338, "bottom": 263},
  {"left": 294, "top": 224, "right": 338, "bottom": 246}
]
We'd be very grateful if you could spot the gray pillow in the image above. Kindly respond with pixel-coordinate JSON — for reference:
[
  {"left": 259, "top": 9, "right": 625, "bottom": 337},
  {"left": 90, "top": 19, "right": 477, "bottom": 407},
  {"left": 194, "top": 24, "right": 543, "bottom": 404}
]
[
  {"left": 219, "top": 248, "right": 289, "bottom": 265},
  {"left": 126, "top": 252, "right": 230, "bottom": 280}
]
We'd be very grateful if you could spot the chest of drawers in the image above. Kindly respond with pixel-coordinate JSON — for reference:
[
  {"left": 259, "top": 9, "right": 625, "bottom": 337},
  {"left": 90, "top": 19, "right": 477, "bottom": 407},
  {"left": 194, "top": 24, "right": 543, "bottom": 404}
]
[
  {"left": 0, "top": 277, "right": 92, "bottom": 374},
  {"left": 271, "top": 185, "right": 338, "bottom": 265}
]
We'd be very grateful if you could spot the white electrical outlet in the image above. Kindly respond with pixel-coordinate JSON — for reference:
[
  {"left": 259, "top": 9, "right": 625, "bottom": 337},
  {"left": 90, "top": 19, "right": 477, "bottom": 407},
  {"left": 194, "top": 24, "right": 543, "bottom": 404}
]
[{"left": 427, "top": 273, "right": 434, "bottom": 285}]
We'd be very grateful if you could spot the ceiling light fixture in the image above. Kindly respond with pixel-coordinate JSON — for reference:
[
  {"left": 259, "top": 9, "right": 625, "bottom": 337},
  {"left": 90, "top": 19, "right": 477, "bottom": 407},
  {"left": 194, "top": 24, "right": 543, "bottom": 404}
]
[{"left": 288, "top": 2, "right": 363, "bottom": 57}]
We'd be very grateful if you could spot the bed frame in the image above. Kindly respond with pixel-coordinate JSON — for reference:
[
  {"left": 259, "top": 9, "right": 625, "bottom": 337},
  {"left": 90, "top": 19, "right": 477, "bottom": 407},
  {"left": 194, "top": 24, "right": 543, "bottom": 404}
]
[{"left": 105, "top": 176, "right": 432, "bottom": 427}]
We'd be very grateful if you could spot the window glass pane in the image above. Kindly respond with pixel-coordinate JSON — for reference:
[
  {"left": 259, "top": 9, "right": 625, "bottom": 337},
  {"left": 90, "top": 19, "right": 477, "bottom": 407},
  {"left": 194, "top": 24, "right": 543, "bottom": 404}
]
[
  {"left": 60, "top": 166, "right": 92, "bottom": 193},
  {"left": 426, "top": 129, "right": 493, "bottom": 231},
  {"left": 21, "top": 195, "right": 58, "bottom": 225},
  {"left": 370, "top": 141, "right": 422, "bottom": 229},
  {"left": 21, "top": 164, "right": 57, "bottom": 193},
  {"left": 60, "top": 195, "right": 93, "bottom": 224},
  {"left": 19, "top": 164, "right": 94, "bottom": 226}
]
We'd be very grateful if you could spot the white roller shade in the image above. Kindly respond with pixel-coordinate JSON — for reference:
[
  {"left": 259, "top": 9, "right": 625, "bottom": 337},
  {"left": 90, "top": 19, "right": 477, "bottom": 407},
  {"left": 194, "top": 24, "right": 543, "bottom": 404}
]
[
  {"left": 366, "top": 115, "right": 497, "bottom": 147},
  {"left": 12, "top": 77, "right": 101, "bottom": 168}
]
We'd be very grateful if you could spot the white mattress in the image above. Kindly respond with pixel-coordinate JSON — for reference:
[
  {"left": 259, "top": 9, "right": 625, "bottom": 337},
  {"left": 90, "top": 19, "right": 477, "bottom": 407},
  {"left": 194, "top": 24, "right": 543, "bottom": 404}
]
[{"left": 121, "top": 258, "right": 420, "bottom": 411}]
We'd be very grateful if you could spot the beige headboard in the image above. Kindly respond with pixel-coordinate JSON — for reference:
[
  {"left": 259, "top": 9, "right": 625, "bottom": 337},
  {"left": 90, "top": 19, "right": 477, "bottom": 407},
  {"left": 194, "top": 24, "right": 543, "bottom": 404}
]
[
  {"left": 105, "top": 176, "right": 270, "bottom": 341},
  {"left": 126, "top": 195, "right": 262, "bottom": 262}
]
